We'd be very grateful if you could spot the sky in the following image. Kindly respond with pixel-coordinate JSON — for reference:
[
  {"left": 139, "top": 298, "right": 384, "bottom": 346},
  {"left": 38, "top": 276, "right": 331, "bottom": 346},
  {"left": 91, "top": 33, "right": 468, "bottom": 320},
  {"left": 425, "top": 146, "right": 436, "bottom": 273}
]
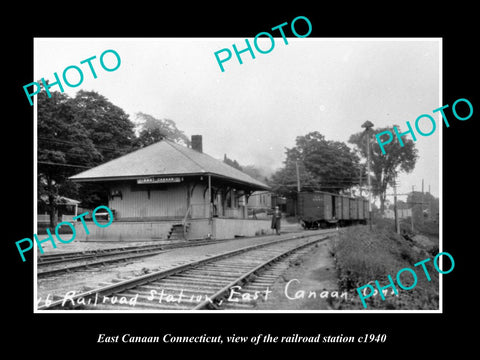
[{"left": 34, "top": 37, "right": 441, "bottom": 199}]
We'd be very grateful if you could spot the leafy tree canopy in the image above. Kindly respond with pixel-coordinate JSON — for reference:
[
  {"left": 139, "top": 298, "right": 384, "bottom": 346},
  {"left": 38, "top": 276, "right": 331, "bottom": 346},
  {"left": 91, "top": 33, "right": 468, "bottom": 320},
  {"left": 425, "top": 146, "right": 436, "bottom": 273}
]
[
  {"left": 37, "top": 90, "right": 102, "bottom": 226},
  {"left": 134, "top": 112, "right": 190, "bottom": 148},
  {"left": 71, "top": 90, "right": 136, "bottom": 161},
  {"left": 270, "top": 131, "right": 362, "bottom": 196},
  {"left": 349, "top": 125, "right": 418, "bottom": 212},
  {"left": 223, "top": 154, "right": 243, "bottom": 171},
  {"left": 37, "top": 90, "right": 196, "bottom": 224}
]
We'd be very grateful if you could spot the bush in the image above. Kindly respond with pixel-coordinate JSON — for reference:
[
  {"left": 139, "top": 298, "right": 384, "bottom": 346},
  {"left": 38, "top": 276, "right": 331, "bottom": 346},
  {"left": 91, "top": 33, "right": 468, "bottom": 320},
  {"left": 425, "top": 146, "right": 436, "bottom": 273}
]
[
  {"left": 414, "top": 220, "right": 439, "bottom": 237},
  {"left": 330, "top": 226, "right": 439, "bottom": 310}
]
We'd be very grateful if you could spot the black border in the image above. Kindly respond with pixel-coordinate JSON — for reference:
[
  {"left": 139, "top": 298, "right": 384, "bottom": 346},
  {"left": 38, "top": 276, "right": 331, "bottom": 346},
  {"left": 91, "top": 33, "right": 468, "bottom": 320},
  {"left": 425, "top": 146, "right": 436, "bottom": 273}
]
[{"left": 7, "top": 4, "right": 476, "bottom": 353}]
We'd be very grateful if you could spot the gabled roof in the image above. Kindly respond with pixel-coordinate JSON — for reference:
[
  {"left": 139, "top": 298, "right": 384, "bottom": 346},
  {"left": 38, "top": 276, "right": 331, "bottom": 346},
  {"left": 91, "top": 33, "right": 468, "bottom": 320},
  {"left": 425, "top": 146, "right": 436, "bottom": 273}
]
[{"left": 69, "top": 140, "right": 270, "bottom": 190}]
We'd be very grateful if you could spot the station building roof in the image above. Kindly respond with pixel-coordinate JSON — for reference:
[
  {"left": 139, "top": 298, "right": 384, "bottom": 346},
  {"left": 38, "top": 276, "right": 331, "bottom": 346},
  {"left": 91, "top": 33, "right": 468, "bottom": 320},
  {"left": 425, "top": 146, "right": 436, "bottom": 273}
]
[{"left": 70, "top": 139, "right": 270, "bottom": 191}]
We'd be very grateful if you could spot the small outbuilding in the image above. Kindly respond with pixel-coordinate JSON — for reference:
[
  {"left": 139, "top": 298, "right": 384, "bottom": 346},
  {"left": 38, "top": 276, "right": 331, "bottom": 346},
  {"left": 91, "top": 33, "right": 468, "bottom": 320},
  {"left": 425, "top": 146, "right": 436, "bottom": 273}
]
[
  {"left": 37, "top": 195, "right": 81, "bottom": 224},
  {"left": 70, "top": 136, "right": 272, "bottom": 241}
]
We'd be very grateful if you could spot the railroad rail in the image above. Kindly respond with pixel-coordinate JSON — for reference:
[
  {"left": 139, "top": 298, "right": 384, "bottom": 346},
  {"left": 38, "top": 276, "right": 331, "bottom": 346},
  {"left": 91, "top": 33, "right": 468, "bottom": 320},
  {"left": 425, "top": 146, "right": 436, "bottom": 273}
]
[
  {"left": 38, "top": 231, "right": 335, "bottom": 311},
  {"left": 37, "top": 238, "right": 242, "bottom": 278}
]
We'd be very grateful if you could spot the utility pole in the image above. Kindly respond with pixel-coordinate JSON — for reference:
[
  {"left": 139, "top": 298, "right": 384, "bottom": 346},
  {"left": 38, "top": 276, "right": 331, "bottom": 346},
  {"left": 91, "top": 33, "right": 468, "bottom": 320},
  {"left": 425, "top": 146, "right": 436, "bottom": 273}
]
[
  {"left": 421, "top": 178, "right": 425, "bottom": 224},
  {"left": 428, "top": 184, "right": 432, "bottom": 220},
  {"left": 393, "top": 175, "right": 399, "bottom": 234},
  {"left": 367, "top": 136, "right": 371, "bottom": 230},
  {"left": 295, "top": 160, "right": 301, "bottom": 192},
  {"left": 295, "top": 160, "right": 301, "bottom": 219},
  {"left": 359, "top": 166, "right": 363, "bottom": 197},
  {"left": 361, "top": 121, "right": 374, "bottom": 230},
  {"left": 411, "top": 185, "right": 414, "bottom": 232}
]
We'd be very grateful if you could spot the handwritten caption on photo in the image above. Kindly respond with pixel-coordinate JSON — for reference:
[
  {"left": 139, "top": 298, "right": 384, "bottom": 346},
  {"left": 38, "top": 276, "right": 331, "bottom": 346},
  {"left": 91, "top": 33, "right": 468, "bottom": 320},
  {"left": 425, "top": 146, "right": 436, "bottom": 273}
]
[{"left": 38, "top": 278, "right": 348, "bottom": 309}]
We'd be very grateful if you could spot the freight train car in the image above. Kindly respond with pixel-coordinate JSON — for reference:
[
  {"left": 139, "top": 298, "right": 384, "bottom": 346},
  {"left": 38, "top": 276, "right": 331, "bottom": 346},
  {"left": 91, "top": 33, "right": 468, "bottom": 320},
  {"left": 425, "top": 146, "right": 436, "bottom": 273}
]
[{"left": 288, "top": 191, "right": 369, "bottom": 229}]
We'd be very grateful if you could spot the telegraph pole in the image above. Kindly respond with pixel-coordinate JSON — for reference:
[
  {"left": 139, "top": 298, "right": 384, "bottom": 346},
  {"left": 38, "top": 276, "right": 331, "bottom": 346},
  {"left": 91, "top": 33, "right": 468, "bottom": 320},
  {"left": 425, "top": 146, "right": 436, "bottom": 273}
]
[
  {"left": 421, "top": 178, "right": 425, "bottom": 224},
  {"left": 428, "top": 184, "right": 432, "bottom": 220},
  {"left": 411, "top": 185, "right": 415, "bottom": 232},
  {"left": 295, "top": 160, "right": 301, "bottom": 218},
  {"left": 359, "top": 167, "right": 363, "bottom": 197},
  {"left": 393, "top": 175, "right": 399, "bottom": 234},
  {"left": 361, "top": 121, "right": 374, "bottom": 230},
  {"left": 295, "top": 160, "right": 301, "bottom": 192}
]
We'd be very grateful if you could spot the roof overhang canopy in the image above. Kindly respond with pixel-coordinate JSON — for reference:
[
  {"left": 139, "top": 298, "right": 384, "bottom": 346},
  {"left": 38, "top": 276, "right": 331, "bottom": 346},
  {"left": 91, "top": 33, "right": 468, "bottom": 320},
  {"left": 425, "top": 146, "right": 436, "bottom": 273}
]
[{"left": 70, "top": 140, "right": 270, "bottom": 192}]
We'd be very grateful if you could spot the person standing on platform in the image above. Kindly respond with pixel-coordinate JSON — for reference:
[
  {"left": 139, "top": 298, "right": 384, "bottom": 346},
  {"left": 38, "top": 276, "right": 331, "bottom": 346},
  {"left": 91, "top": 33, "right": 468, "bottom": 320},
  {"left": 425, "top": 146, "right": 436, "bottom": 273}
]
[{"left": 271, "top": 206, "right": 282, "bottom": 235}]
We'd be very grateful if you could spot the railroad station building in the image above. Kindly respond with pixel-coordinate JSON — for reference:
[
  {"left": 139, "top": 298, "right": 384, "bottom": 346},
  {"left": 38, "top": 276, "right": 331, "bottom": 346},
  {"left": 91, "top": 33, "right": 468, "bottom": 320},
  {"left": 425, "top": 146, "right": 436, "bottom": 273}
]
[{"left": 70, "top": 136, "right": 272, "bottom": 241}]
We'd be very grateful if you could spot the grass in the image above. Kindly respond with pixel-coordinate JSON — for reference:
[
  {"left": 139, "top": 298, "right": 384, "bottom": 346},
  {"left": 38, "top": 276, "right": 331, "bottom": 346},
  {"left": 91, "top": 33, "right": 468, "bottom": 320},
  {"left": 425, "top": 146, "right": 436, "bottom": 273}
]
[
  {"left": 374, "top": 216, "right": 439, "bottom": 238},
  {"left": 329, "top": 225, "right": 439, "bottom": 310}
]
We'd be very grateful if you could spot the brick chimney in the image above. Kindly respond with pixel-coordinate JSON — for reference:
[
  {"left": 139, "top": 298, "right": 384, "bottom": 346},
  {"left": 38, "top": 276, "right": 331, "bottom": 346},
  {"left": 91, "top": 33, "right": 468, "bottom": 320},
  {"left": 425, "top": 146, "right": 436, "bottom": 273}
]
[{"left": 191, "top": 135, "right": 203, "bottom": 153}]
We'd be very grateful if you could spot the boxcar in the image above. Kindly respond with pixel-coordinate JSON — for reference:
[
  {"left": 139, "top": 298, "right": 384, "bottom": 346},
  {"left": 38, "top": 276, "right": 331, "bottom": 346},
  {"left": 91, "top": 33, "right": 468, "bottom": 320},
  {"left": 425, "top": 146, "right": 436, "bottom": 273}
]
[
  {"left": 349, "top": 198, "right": 358, "bottom": 220},
  {"left": 297, "top": 192, "right": 333, "bottom": 228},
  {"left": 357, "top": 198, "right": 364, "bottom": 219},
  {"left": 293, "top": 191, "right": 369, "bottom": 228},
  {"left": 341, "top": 196, "right": 350, "bottom": 220}
]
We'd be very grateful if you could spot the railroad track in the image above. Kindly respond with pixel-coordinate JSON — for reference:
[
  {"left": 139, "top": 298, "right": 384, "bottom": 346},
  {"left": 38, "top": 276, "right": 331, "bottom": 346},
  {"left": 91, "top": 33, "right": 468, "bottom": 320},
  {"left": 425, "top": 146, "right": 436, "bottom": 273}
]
[
  {"left": 38, "top": 231, "right": 334, "bottom": 311},
  {"left": 37, "top": 238, "right": 241, "bottom": 278},
  {"left": 217, "top": 245, "right": 314, "bottom": 311}
]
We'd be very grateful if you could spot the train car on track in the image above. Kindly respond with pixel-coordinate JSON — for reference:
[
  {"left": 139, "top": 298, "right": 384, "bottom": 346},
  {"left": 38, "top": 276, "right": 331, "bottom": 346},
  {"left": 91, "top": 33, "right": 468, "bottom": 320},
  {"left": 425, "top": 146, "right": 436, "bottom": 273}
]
[{"left": 290, "top": 191, "right": 369, "bottom": 229}]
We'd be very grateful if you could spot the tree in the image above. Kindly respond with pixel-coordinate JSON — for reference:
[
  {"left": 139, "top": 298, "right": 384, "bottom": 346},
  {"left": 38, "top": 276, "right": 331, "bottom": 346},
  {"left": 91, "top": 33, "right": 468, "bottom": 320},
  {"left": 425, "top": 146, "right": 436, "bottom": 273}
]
[
  {"left": 71, "top": 90, "right": 136, "bottom": 162},
  {"left": 38, "top": 89, "right": 139, "bottom": 224},
  {"left": 349, "top": 125, "right": 418, "bottom": 213},
  {"left": 269, "top": 145, "right": 321, "bottom": 195},
  {"left": 134, "top": 112, "right": 190, "bottom": 148},
  {"left": 222, "top": 155, "right": 271, "bottom": 183},
  {"left": 242, "top": 164, "right": 271, "bottom": 183},
  {"left": 270, "top": 131, "right": 362, "bottom": 196},
  {"left": 68, "top": 91, "right": 137, "bottom": 209},
  {"left": 37, "top": 90, "right": 101, "bottom": 228},
  {"left": 223, "top": 154, "right": 243, "bottom": 171}
]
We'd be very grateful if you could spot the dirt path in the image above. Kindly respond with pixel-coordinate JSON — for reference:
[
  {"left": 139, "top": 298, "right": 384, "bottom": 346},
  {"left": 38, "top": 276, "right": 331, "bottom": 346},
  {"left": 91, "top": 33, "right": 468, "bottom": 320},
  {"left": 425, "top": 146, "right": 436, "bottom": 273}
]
[{"left": 255, "top": 236, "right": 343, "bottom": 310}]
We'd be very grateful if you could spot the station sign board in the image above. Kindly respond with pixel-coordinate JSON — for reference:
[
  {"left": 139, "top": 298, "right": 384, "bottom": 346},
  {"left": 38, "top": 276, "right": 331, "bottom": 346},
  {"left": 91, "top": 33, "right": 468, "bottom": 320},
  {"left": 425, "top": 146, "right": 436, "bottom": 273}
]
[{"left": 137, "top": 177, "right": 183, "bottom": 184}]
